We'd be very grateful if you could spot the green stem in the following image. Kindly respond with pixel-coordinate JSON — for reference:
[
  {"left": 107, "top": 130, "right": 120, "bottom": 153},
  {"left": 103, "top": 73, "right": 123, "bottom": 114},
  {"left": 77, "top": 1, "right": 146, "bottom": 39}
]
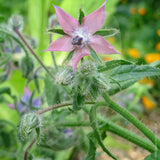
[
  {"left": 37, "top": 101, "right": 96, "bottom": 115},
  {"left": 14, "top": 28, "right": 54, "bottom": 79},
  {"left": 102, "top": 92, "right": 160, "bottom": 149},
  {"left": 49, "top": 34, "right": 58, "bottom": 70},
  {"left": 54, "top": 121, "right": 90, "bottom": 127},
  {"left": 100, "top": 120, "right": 157, "bottom": 152}
]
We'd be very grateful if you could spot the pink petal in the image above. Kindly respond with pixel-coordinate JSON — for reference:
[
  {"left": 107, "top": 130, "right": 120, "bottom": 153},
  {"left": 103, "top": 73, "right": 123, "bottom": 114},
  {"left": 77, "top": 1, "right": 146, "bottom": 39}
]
[
  {"left": 89, "top": 35, "right": 120, "bottom": 54},
  {"left": 81, "top": 0, "right": 107, "bottom": 34},
  {"left": 43, "top": 35, "right": 74, "bottom": 52},
  {"left": 53, "top": 5, "right": 79, "bottom": 35},
  {"left": 72, "top": 47, "right": 90, "bottom": 72}
]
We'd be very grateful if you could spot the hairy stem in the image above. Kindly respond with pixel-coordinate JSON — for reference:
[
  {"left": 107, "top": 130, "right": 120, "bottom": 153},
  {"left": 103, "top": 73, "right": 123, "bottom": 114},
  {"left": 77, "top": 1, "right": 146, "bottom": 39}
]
[
  {"left": 49, "top": 34, "right": 58, "bottom": 70},
  {"left": 14, "top": 28, "right": 54, "bottom": 79},
  {"left": 102, "top": 92, "right": 160, "bottom": 149},
  {"left": 24, "top": 139, "right": 36, "bottom": 160},
  {"left": 100, "top": 120, "right": 157, "bottom": 152},
  {"left": 37, "top": 101, "right": 95, "bottom": 115}
]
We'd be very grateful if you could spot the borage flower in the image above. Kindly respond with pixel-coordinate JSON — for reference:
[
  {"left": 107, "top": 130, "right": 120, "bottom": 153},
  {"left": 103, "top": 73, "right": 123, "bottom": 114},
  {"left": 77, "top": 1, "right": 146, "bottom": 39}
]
[
  {"left": 8, "top": 87, "right": 41, "bottom": 113},
  {"left": 44, "top": 0, "right": 120, "bottom": 72}
]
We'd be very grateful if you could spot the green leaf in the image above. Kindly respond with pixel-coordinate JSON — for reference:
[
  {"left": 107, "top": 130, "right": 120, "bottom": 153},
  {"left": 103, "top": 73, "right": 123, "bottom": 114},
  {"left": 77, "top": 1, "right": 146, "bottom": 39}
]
[
  {"left": 0, "top": 87, "right": 11, "bottom": 95},
  {"left": 94, "top": 28, "right": 119, "bottom": 37},
  {"left": 89, "top": 105, "right": 117, "bottom": 160},
  {"left": 90, "top": 48, "right": 102, "bottom": 64},
  {"left": 85, "top": 133, "right": 97, "bottom": 160},
  {"left": 144, "top": 150, "right": 160, "bottom": 160},
  {"left": 109, "top": 65, "right": 160, "bottom": 82},
  {"left": 100, "top": 62, "right": 160, "bottom": 95},
  {"left": 78, "top": 8, "right": 85, "bottom": 24},
  {"left": 47, "top": 28, "right": 66, "bottom": 35},
  {"left": 98, "top": 60, "right": 133, "bottom": 72}
]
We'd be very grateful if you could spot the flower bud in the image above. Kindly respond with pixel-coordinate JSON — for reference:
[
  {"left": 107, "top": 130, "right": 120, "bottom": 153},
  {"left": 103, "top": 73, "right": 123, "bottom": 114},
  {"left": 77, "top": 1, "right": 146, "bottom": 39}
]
[
  {"left": 20, "top": 56, "right": 34, "bottom": 78},
  {"left": 79, "top": 61, "right": 97, "bottom": 76},
  {"left": 55, "top": 67, "right": 73, "bottom": 85},
  {"left": 8, "top": 14, "right": 24, "bottom": 31},
  {"left": 48, "top": 14, "right": 58, "bottom": 28},
  {"left": 19, "top": 113, "right": 41, "bottom": 141}
]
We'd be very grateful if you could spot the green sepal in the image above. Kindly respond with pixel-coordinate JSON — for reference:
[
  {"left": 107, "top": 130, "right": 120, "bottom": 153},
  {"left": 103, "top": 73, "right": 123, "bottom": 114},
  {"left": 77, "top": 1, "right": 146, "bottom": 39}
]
[
  {"left": 62, "top": 50, "right": 74, "bottom": 65},
  {"left": 47, "top": 28, "right": 67, "bottom": 35},
  {"left": 90, "top": 48, "right": 102, "bottom": 64},
  {"left": 78, "top": 8, "right": 85, "bottom": 24},
  {"left": 94, "top": 28, "right": 119, "bottom": 37}
]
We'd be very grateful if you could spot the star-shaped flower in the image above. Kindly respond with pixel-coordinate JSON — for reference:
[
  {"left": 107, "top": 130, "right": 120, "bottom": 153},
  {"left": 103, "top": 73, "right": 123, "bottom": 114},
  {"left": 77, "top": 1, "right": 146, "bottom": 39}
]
[
  {"left": 8, "top": 87, "right": 41, "bottom": 113},
  {"left": 44, "top": 0, "right": 120, "bottom": 72}
]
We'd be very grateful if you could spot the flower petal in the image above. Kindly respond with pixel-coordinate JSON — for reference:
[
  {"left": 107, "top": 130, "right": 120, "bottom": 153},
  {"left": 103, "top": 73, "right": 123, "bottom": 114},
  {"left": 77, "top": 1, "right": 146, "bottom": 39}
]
[
  {"left": 32, "top": 97, "right": 41, "bottom": 108},
  {"left": 17, "top": 102, "right": 25, "bottom": 113},
  {"left": 53, "top": 5, "right": 79, "bottom": 35},
  {"left": 43, "top": 35, "right": 74, "bottom": 52},
  {"left": 81, "top": 0, "right": 107, "bottom": 34},
  {"left": 89, "top": 35, "right": 120, "bottom": 54},
  {"left": 72, "top": 47, "right": 90, "bottom": 72},
  {"left": 21, "top": 87, "right": 32, "bottom": 104}
]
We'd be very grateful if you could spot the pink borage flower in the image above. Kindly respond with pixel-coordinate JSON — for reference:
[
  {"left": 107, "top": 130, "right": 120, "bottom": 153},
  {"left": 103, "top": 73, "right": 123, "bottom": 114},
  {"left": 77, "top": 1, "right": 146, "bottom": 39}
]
[{"left": 44, "top": 0, "right": 120, "bottom": 72}]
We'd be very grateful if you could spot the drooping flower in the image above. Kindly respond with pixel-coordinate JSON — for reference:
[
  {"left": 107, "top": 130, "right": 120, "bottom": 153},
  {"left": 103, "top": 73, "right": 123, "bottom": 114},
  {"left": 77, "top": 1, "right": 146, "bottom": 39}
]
[
  {"left": 43, "top": 0, "right": 120, "bottom": 72},
  {"left": 8, "top": 87, "right": 41, "bottom": 113}
]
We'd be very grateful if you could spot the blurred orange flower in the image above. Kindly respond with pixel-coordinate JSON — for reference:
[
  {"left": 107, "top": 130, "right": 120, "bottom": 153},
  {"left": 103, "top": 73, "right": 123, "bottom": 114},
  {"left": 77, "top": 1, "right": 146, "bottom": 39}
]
[
  {"left": 128, "top": 48, "right": 140, "bottom": 58},
  {"left": 145, "top": 53, "right": 160, "bottom": 63},
  {"left": 138, "top": 8, "right": 146, "bottom": 15},
  {"left": 139, "top": 78, "right": 155, "bottom": 86},
  {"left": 157, "top": 29, "right": 160, "bottom": 37},
  {"left": 142, "top": 96, "right": 156, "bottom": 110},
  {"left": 156, "top": 42, "right": 160, "bottom": 51},
  {"left": 130, "top": 7, "right": 137, "bottom": 14}
]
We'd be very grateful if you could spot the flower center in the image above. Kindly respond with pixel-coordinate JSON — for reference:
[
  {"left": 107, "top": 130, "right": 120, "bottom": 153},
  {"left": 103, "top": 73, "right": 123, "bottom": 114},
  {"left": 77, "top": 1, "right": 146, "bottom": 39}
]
[
  {"left": 71, "top": 29, "right": 90, "bottom": 48},
  {"left": 72, "top": 35, "right": 83, "bottom": 46}
]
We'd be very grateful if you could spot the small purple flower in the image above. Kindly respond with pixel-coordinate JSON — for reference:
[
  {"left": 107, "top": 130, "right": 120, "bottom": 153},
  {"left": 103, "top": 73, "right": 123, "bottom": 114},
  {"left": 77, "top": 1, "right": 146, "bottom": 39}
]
[
  {"left": 8, "top": 87, "right": 41, "bottom": 113},
  {"left": 63, "top": 129, "right": 72, "bottom": 138}
]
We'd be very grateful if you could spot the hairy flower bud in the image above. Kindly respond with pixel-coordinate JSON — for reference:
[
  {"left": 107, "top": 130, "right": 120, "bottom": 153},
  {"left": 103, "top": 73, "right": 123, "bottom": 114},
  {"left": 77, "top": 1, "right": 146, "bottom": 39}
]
[
  {"left": 20, "top": 56, "right": 34, "bottom": 78},
  {"left": 48, "top": 14, "right": 58, "bottom": 28},
  {"left": 79, "top": 61, "right": 97, "bottom": 76},
  {"left": 8, "top": 14, "right": 24, "bottom": 31},
  {"left": 19, "top": 113, "right": 41, "bottom": 141},
  {"left": 55, "top": 67, "right": 73, "bottom": 85}
]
